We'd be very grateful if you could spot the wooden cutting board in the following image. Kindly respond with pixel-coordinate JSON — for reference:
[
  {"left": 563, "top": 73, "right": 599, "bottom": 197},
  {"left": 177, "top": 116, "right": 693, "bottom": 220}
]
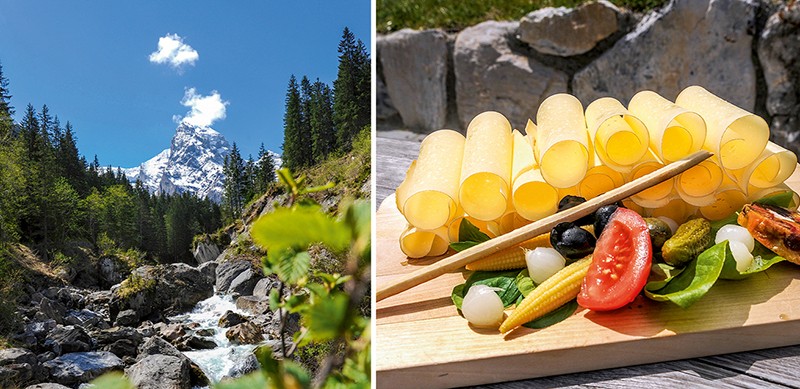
[{"left": 375, "top": 167, "right": 800, "bottom": 388}]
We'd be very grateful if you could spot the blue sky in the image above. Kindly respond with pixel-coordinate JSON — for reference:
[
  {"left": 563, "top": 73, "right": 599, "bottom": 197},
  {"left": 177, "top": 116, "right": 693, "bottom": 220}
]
[{"left": 0, "top": 1, "right": 371, "bottom": 167}]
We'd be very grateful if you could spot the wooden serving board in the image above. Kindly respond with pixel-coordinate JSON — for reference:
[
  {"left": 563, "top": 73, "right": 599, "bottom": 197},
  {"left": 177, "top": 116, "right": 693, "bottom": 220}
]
[{"left": 375, "top": 167, "right": 800, "bottom": 388}]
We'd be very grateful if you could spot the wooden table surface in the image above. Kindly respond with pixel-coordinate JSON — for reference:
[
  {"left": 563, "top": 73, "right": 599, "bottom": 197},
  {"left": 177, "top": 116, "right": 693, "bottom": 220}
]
[{"left": 375, "top": 130, "right": 800, "bottom": 388}]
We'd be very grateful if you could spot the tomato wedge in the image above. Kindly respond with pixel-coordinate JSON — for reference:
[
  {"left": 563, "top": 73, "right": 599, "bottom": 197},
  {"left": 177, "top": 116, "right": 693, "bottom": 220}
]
[{"left": 578, "top": 207, "right": 652, "bottom": 311}]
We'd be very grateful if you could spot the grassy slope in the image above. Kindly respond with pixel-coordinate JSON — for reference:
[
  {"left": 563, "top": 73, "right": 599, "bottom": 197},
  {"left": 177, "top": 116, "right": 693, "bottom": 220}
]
[{"left": 377, "top": 0, "right": 667, "bottom": 33}]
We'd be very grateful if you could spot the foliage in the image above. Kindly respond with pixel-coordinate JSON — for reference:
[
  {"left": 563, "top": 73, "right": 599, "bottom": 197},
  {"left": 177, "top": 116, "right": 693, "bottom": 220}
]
[
  {"left": 116, "top": 271, "right": 157, "bottom": 301},
  {"left": 333, "top": 28, "right": 370, "bottom": 152},
  {"left": 227, "top": 169, "right": 370, "bottom": 388},
  {"left": 377, "top": 0, "right": 669, "bottom": 32},
  {"left": 0, "top": 245, "right": 22, "bottom": 337}
]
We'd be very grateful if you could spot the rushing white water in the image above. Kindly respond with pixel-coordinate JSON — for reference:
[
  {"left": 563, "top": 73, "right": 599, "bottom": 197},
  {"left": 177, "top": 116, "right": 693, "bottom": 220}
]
[{"left": 170, "top": 293, "right": 259, "bottom": 383}]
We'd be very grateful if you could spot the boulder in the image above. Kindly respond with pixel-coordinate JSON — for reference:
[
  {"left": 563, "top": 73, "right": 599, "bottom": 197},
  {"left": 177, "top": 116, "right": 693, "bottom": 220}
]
[
  {"left": 454, "top": 21, "right": 569, "bottom": 129},
  {"left": 93, "top": 327, "right": 143, "bottom": 359},
  {"left": 378, "top": 29, "right": 448, "bottom": 131},
  {"left": 269, "top": 308, "right": 301, "bottom": 337},
  {"left": 227, "top": 353, "right": 259, "bottom": 378},
  {"left": 252, "top": 277, "right": 278, "bottom": 298},
  {"left": 137, "top": 337, "right": 209, "bottom": 387},
  {"left": 215, "top": 260, "right": 255, "bottom": 293},
  {"left": 218, "top": 310, "right": 247, "bottom": 328},
  {"left": 193, "top": 239, "right": 221, "bottom": 265},
  {"left": 758, "top": 1, "right": 800, "bottom": 155},
  {"left": 179, "top": 335, "right": 217, "bottom": 351},
  {"left": 111, "top": 263, "right": 213, "bottom": 322},
  {"left": 35, "top": 298, "right": 66, "bottom": 324},
  {"left": 228, "top": 268, "right": 262, "bottom": 296},
  {"left": 376, "top": 73, "right": 399, "bottom": 121},
  {"left": 64, "top": 309, "right": 107, "bottom": 330},
  {"left": 18, "top": 320, "right": 57, "bottom": 349},
  {"left": 159, "top": 323, "right": 187, "bottom": 342},
  {"left": 572, "top": 0, "right": 757, "bottom": 109},
  {"left": 114, "top": 309, "right": 139, "bottom": 327},
  {"left": 0, "top": 348, "right": 39, "bottom": 387},
  {"left": 236, "top": 295, "right": 271, "bottom": 316},
  {"left": 44, "top": 325, "right": 93, "bottom": 355},
  {"left": 43, "top": 351, "right": 123, "bottom": 386},
  {"left": 197, "top": 261, "right": 218, "bottom": 284},
  {"left": 126, "top": 354, "right": 189, "bottom": 389},
  {"left": 225, "top": 322, "right": 264, "bottom": 345},
  {"left": 519, "top": 0, "right": 622, "bottom": 56},
  {"left": 24, "top": 384, "right": 72, "bottom": 389}
]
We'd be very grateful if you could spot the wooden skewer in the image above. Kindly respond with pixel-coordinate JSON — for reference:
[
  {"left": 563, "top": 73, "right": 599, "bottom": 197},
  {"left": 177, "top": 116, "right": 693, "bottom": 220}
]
[{"left": 377, "top": 149, "right": 713, "bottom": 302}]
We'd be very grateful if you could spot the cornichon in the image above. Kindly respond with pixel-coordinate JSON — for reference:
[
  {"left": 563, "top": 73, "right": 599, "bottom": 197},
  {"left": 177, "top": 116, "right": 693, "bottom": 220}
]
[
  {"left": 661, "top": 218, "right": 713, "bottom": 266},
  {"left": 644, "top": 217, "right": 673, "bottom": 250}
]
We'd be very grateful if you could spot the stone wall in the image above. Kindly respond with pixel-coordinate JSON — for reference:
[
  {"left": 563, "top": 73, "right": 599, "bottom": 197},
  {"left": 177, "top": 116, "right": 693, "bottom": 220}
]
[{"left": 376, "top": 0, "right": 800, "bottom": 154}]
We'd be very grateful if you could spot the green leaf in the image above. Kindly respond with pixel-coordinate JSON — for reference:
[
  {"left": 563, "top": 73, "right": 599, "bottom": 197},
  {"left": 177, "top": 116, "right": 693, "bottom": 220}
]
[
  {"left": 719, "top": 241, "right": 785, "bottom": 280},
  {"left": 645, "top": 241, "right": 727, "bottom": 308},
  {"left": 89, "top": 372, "right": 135, "bottom": 389},
  {"left": 451, "top": 284, "right": 465, "bottom": 309},
  {"left": 300, "top": 182, "right": 335, "bottom": 194},
  {"left": 282, "top": 360, "right": 312, "bottom": 389},
  {"left": 251, "top": 205, "right": 351, "bottom": 259},
  {"left": 269, "top": 288, "right": 282, "bottom": 311},
  {"left": 451, "top": 270, "right": 522, "bottom": 310},
  {"left": 754, "top": 190, "right": 796, "bottom": 208},
  {"left": 255, "top": 344, "right": 281, "bottom": 378},
  {"left": 305, "top": 292, "right": 349, "bottom": 343},
  {"left": 343, "top": 200, "right": 371, "bottom": 260},
  {"left": 284, "top": 293, "right": 309, "bottom": 314},
  {"left": 275, "top": 250, "right": 311, "bottom": 285},
  {"left": 277, "top": 167, "right": 299, "bottom": 193},
  {"left": 458, "top": 218, "right": 491, "bottom": 244},
  {"left": 213, "top": 371, "right": 268, "bottom": 389},
  {"left": 450, "top": 241, "right": 481, "bottom": 252},
  {"left": 514, "top": 269, "right": 536, "bottom": 297},
  {"left": 522, "top": 299, "right": 578, "bottom": 329},
  {"left": 645, "top": 262, "right": 685, "bottom": 291}
]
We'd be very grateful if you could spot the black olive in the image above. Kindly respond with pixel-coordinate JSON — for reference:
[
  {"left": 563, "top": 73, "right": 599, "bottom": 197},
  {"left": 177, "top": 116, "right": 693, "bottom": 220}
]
[
  {"left": 551, "top": 222, "right": 596, "bottom": 259},
  {"left": 594, "top": 204, "right": 620, "bottom": 236},
  {"left": 557, "top": 195, "right": 593, "bottom": 226}
]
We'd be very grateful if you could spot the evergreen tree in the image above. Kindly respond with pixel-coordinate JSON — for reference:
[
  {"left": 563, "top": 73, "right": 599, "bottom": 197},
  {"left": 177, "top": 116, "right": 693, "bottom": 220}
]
[
  {"left": 244, "top": 155, "right": 257, "bottom": 202},
  {"left": 299, "top": 76, "right": 314, "bottom": 166},
  {"left": 333, "top": 27, "right": 370, "bottom": 151},
  {"left": 255, "top": 143, "right": 276, "bottom": 195},
  {"left": 0, "top": 62, "right": 13, "bottom": 141},
  {"left": 310, "top": 79, "right": 336, "bottom": 162},
  {"left": 58, "top": 122, "right": 88, "bottom": 195},
  {"left": 19, "top": 104, "right": 42, "bottom": 160},
  {"left": 222, "top": 143, "right": 246, "bottom": 219},
  {"left": 281, "top": 75, "right": 304, "bottom": 170}
]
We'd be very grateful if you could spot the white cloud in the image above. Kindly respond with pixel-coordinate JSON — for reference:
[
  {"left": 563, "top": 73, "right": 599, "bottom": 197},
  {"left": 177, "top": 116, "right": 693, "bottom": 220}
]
[
  {"left": 149, "top": 33, "right": 199, "bottom": 69},
  {"left": 176, "top": 88, "right": 229, "bottom": 127}
]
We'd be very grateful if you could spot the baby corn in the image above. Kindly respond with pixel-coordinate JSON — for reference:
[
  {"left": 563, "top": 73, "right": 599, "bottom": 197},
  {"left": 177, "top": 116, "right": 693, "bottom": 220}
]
[
  {"left": 499, "top": 256, "right": 591, "bottom": 333},
  {"left": 466, "top": 225, "right": 593, "bottom": 271}
]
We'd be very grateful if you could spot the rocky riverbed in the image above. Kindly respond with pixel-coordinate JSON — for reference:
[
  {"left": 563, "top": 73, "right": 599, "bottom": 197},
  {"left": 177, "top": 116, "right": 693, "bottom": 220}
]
[{"left": 0, "top": 256, "right": 296, "bottom": 388}]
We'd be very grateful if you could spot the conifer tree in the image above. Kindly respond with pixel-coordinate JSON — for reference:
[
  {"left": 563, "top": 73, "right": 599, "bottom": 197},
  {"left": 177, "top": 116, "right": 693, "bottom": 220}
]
[
  {"left": 333, "top": 27, "right": 370, "bottom": 151},
  {"left": 310, "top": 80, "right": 336, "bottom": 162},
  {"left": 255, "top": 143, "right": 276, "bottom": 195},
  {"left": 222, "top": 143, "right": 246, "bottom": 219},
  {"left": 0, "top": 62, "right": 13, "bottom": 141},
  {"left": 282, "top": 75, "right": 304, "bottom": 170}
]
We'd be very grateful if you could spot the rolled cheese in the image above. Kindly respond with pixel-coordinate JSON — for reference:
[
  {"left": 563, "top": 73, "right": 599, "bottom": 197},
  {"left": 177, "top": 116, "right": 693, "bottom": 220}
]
[
  {"left": 396, "top": 130, "right": 465, "bottom": 230},
  {"left": 513, "top": 167, "right": 559, "bottom": 221},
  {"left": 729, "top": 142, "right": 797, "bottom": 193},
  {"left": 647, "top": 196, "right": 698, "bottom": 225},
  {"left": 674, "top": 159, "right": 723, "bottom": 206},
  {"left": 535, "top": 94, "right": 591, "bottom": 188},
  {"left": 698, "top": 176, "right": 748, "bottom": 221},
  {"left": 447, "top": 214, "right": 495, "bottom": 243},
  {"left": 627, "top": 151, "right": 674, "bottom": 208},
  {"left": 399, "top": 225, "right": 450, "bottom": 259},
  {"left": 747, "top": 184, "right": 800, "bottom": 210},
  {"left": 579, "top": 153, "right": 625, "bottom": 199},
  {"left": 460, "top": 112, "right": 513, "bottom": 221},
  {"left": 628, "top": 90, "right": 706, "bottom": 163},
  {"left": 676, "top": 86, "right": 768, "bottom": 170},
  {"left": 585, "top": 97, "right": 649, "bottom": 170}
]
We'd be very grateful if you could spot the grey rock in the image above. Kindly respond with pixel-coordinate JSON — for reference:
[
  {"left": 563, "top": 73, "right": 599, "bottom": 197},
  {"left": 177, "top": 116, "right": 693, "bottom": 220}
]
[
  {"left": 111, "top": 263, "right": 213, "bottom": 321},
  {"left": 114, "top": 309, "right": 139, "bottom": 327},
  {"left": 228, "top": 268, "right": 262, "bottom": 296},
  {"left": 519, "top": 0, "right": 622, "bottom": 56},
  {"left": 197, "top": 261, "right": 218, "bottom": 284},
  {"left": 227, "top": 353, "right": 259, "bottom": 378},
  {"left": 0, "top": 348, "right": 39, "bottom": 367},
  {"left": 376, "top": 73, "right": 399, "bottom": 121},
  {"left": 25, "top": 384, "right": 72, "bottom": 389},
  {"left": 98, "top": 256, "right": 129, "bottom": 287},
  {"left": 44, "top": 325, "right": 93, "bottom": 355},
  {"left": 65, "top": 309, "right": 107, "bottom": 329},
  {"left": 215, "top": 260, "right": 254, "bottom": 293},
  {"left": 159, "top": 323, "right": 186, "bottom": 342},
  {"left": 43, "top": 351, "right": 123, "bottom": 386},
  {"left": 225, "top": 322, "right": 264, "bottom": 345},
  {"left": 572, "top": 0, "right": 757, "bottom": 109},
  {"left": 378, "top": 29, "right": 448, "bottom": 131},
  {"left": 126, "top": 354, "right": 189, "bottom": 389},
  {"left": 236, "top": 295, "right": 271, "bottom": 316},
  {"left": 0, "top": 348, "right": 40, "bottom": 386},
  {"left": 137, "top": 337, "right": 208, "bottom": 387},
  {"left": 269, "top": 308, "right": 301, "bottom": 337},
  {"left": 195, "top": 328, "right": 215, "bottom": 337},
  {"left": 36, "top": 298, "right": 66, "bottom": 324},
  {"left": 93, "top": 327, "right": 143, "bottom": 359},
  {"left": 454, "top": 20, "right": 568, "bottom": 129},
  {"left": 193, "top": 240, "right": 221, "bottom": 265},
  {"left": 758, "top": 1, "right": 800, "bottom": 155},
  {"left": 181, "top": 335, "right": 217, "bottom": 351},
  {"left": 20, "top": 320, "right": 57, "bottom": 347},
  {"left": 218, "top": 310, "right": 247, "bottom": 328}
]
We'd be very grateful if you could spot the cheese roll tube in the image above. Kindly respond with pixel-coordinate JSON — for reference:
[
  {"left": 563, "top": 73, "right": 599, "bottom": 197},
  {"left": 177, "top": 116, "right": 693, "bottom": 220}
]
[
  {"left": 459, "top": 112, "right": 513, "bottom": 221},
  {"left": 579, "top": 151, "right": 625, "bottom": 200},
  {"left": 628, "top": 90, "right": 706, "bottom": 163},
  {"left": 674, "top": 159, "right": 724, "bottom": 206},
  {"left": 535, "top": 94, "right": 591, "bottom": 188},
  {"left": 399, "top": 225, "right": 450, "bottom": 259},
  {"left": 585, "top": 97, "right": 650, "bottom": 170},
  {"left": 627, "top": 150, "right": 673, "bottom": 208},
  {"left": 511, "top": 129, "right": 558, "bottom": 221},
  {"left": 729, "top": 142, "right": 797, "bottom": 193},
  {"left": 676, "top": 86, "right": 769, "bottom": 170},
  {"left": 397, "top": 130, "right": 465, "bottom": 230},
  {"left": 698, "top": 176, "right": 748, "bottom": 221}
]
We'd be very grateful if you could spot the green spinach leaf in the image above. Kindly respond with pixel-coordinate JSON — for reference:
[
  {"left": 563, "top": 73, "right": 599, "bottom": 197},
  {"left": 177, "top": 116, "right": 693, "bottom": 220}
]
[
  {"left": 451, "top": 270, "right": 522, "bottom": 310},
  {"left": 645, "top": 241, "right": 727, "bottom": 308},
  {"left": 515, "top": 269, "right": 536, "bottom": 297},
  {"left": 719, "top": 241, "right": 785, "bottom": 280},
  {"left": 450, "top": 219, "right": 490, "bottom": 252},
  {"left": 645, "top": 262, "right": 685, "bottom": 291}
]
